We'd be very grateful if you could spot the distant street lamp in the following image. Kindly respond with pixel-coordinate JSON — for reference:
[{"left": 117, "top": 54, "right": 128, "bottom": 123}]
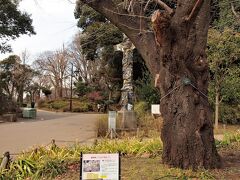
[
  {"left": 69, "top": 63, "right": 79, "bottom": 112},
  {"left": 70, "top": 63, "right": 73, "bottom": 112}
]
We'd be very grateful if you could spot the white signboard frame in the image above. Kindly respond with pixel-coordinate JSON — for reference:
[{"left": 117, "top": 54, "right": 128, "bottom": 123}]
[{"left": 80, "top": 153, "right": 120, "bottom": 180}]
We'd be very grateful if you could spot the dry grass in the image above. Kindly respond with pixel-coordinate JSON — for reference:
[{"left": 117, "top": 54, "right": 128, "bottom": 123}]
[
  {"left": 95, "top": 112, "right": 163, "bottom": 138},
  {"left": 214, "top": 123, "right": 240, "bottom": 135}
]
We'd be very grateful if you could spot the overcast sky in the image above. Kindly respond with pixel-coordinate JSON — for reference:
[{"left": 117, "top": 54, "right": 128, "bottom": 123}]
[{"left": 0, "top": 0, "right": 79, "bottom": 62}]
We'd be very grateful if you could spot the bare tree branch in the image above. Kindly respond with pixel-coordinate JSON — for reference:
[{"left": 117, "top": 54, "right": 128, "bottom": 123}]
[
  {"left": 104, "top": 8, "right": 150, "bottom": 20},
  {"left": 144, "top": 0, "right": 152, "bottom": 12},
  {"left": 78, "top": 0, "right": 161, "bottom": 75},
  {"left": 153, "top": 0, "right": 174, "bottom": 15},
  {"left": 231, "top": 3, "right": 240, "bottom": 19},
  {"left": 184, "top": 0, "right": 203, "bottom": 21}
]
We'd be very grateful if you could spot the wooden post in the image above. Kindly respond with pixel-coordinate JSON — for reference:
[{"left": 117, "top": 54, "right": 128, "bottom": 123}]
[{"left": 0, "top": 152, "right": 10, "bottom": 170}]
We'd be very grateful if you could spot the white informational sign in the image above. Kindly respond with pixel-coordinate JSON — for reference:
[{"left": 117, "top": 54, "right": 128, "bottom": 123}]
[
  {"left": 108, "top": 111, "right": 117, "bottom": 131},
  {"left": 81, "top": 153, "right": 120, "bottom": 180},
  {"left": 127, "top": 103, "right": 133, "bottom": 111},
  {"left": 151, "top": 104, "right": 161, "bottom": 115}
]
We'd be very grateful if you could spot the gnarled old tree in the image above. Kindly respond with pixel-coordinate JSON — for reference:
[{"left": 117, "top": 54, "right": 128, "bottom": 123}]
[{"left": 77, "top": 0, "right": 221, "bottom": 169}]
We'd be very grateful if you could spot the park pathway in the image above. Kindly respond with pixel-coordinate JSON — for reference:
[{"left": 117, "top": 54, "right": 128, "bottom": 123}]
[{"left": 0, "top": 110, "right": 99, "bottom": 154}]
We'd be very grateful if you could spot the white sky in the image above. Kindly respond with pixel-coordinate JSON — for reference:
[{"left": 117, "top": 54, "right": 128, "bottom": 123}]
[{"left": 0, "top": 0, "right": 79, "bottom": 63}]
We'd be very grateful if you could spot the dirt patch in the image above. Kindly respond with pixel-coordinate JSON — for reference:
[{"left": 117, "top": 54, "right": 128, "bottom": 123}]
[{"left": 211, "top": 144, "right": 240, "bottom": 179}]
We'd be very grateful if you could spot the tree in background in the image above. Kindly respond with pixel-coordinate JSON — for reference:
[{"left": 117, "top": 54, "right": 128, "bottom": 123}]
[
  {"left": 41, "top": 87, "right": 52, "bottom": 100},
  {"left": 207, "top": 0, "right": 240, "bottom": 126},
  {"left": 100, "top": 49, "right": 123, "bottom": 101},
  {"left": 77, "top": 0, "right": 221, "bottom": 169},
  {"left": 74, "top": 4, "right": 123, "bottom": 101},
  {"left": 0, "top": 0, "right": 35, "bottom": 113},
  {"left": 213, "top": 0, "right": 240, "bottom": 31},
  {"left": 25, "top": 82, "right": 41, "bottom": 104},
  {"left": 34, "top": 47, "right": 69, "bottom": 99},
  {"left": 0, "top": 55, "right": 34, "bottom": 101},
  {"left": 208, "top": 28, "right": 240, "bottom": 127},
  {"left": 0, "top": 0, "right": 35, "bottom": 53},
  {"left": 0, "top": 55, "right": 35, "bottom": 114},
  {"left": 133, "top": 48, "right": 160, "bottom": 107},
  {"left": 68, "top": 33, "right": 101, "bottom": 85}
]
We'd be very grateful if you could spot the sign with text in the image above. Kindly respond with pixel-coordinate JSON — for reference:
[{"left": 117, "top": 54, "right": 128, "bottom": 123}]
[
  {"left": 80, "top": 153, "right": 120, "bottom": 180},
  {"left": 108, "top": 111, "right": 117, "bottom": 131}
]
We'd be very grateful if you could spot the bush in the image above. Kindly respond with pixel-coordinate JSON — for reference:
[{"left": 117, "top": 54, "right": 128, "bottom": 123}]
[
  {"left": 51, "top": 100, "right": 68, "bottom": 110},
  {"left": 220, "top": 104, "right": 240, "bottom": 124},
  {"left": 136, "top": 83, "right": 160, "bottom": 108},
  {"left": 134, "top": 101, "right": 163, "bottom": 134},
  {"left": 215, "top": 130, "right": 240, "bottom": 148},
  {"left": 38, "top": 99, "right": 94, "bottom": 112},
  {"left": 81, "top": 102, "right": 93, "bottom": 112},
  {"left": 134, "top": 101, "right": 149, "bottom": 118},
  {"left": 74, "top": 81, "right": 93, "bottom": 97},
  {"left": 87, "top": 91, "right": 103, "bottom": 102}
]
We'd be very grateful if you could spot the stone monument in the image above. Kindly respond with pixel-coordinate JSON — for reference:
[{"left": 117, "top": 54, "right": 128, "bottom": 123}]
[{"left": 118, "top": 36, "right": 137, "bottom": 129}]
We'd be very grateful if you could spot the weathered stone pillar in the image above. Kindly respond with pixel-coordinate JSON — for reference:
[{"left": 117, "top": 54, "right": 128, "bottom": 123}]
[
  {"left": 118, "top": 36, "right": 137, "bottom": 129},
  {"left": 120, "top": 36, "right": 134, "bottom": 111}
]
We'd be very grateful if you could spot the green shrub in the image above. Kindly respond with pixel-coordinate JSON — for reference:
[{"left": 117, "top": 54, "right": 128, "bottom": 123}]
[
  {"left": 3, "top": 158, "right": 37, "bottom": 179},
  {"left": 220, "top": 104, "right": 240, "bottom": 124},
  {"left": 134, "top": 101, "right": 149, "bottom": 118},
  {"left": 80, "top": 102, "right": 93, "bottom": 112},
  {"left": 38, "top": 99, "right": 94, "bottom": 112},
  {"left": 215, "top": 131, "right": 240, "bottom": 148},
  {"left": 0, "top": 138, "right": 163, "bottom": 179},
  {"left": 51, "top": 100, "right": 68, "bottom": 110},
  {"left": 135, "top": 83, "right": 160, "bottom": 109},
  {"left": 72, "top": 101, "right": 93, "bottom": 112},
  {"left": 134, "top": 101, "right": 163, "bottom": 134},
  {"left": 33, "top": 159, "right": 67, "bottom": 179},
  {"left": 74, "top": 81, "right": 93, "bottom": 97}
]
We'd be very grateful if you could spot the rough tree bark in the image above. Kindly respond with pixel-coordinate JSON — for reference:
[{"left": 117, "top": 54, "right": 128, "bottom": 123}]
[{"left": 78, "top": 0, "right": 221, "bottom": 169}]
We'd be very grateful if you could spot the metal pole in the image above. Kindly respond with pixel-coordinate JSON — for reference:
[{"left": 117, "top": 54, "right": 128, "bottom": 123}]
[{"left": 70, "top": 63, "right": 73, "bottom": 112}]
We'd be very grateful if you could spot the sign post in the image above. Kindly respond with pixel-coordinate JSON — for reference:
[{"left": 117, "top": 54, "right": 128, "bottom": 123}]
[{"left": 107, "top": 111, "right": 117, "bottom": 139}]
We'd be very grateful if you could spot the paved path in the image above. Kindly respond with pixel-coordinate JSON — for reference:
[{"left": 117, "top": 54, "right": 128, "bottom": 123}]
[{"left": 0, "top": 110, "right": 100, "bottom": 154}]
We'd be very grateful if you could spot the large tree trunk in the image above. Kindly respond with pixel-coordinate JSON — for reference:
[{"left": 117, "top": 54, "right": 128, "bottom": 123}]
[
  {"left": 79, "top": 0, "right": 221, "bottom": 169},
  {"left": 17, "top": 85, "right": 24, "bottom": 106},
  {"left": 153, "top": 2, "right": 220, "bottom": 169},
  {"left": 153, "top": 1, "right": 221, "bottom": 169}
]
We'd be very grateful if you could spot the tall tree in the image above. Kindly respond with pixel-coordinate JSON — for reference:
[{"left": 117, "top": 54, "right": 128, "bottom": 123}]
[
  {"left": 213, "top": 0, "right": 240, "bottom": 31},
  {"left": 0, "top": 0, "right": 35, "bottom": 53},
  {"left": 0, "top": 55, "right": 34, "bottom": 100},
  {"left": 76, "top": 0, "right": 221, "bottom": 169},
  {"left": 207, "top": 28, "right": 240, "bottom": 128},
  {"left": 34, "top": 48, "right": 69, "bottom": 99},
  {"left": 68, "top": 33, "right": 101, "bottom": 84}
]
